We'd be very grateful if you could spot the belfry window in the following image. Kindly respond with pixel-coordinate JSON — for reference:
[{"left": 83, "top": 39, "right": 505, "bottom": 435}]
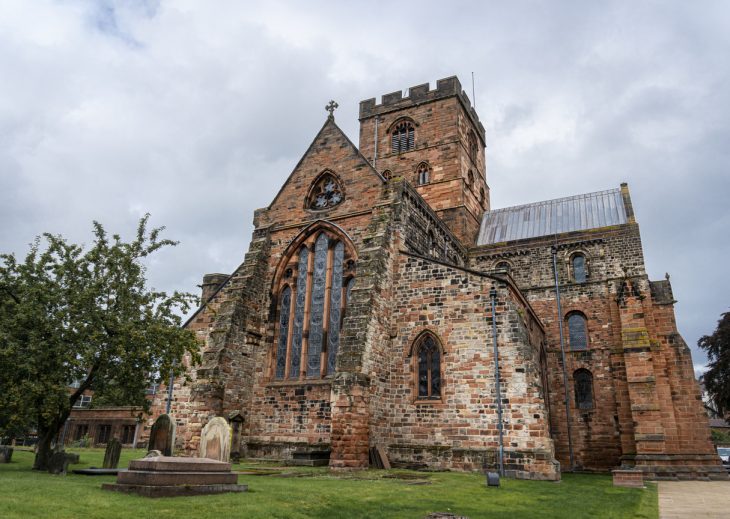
[
  {"left": 567, "top": 312, "right": 588, "bottom": 351},
  {"left": 274, "top": 230, "right": 355, "bottom": 380},
  {"left": 467, "top": 170, "right": 474, "bottom": 188},
  {"left": 415, "top": 333, "right": 442, "bottom": 400},
  {"left": 574, "top": 369, "right": 594, "bottom": 409},
  {"left": 572, "top": 253, "right": 587, "bottom": 283},
  {"left": 417, "top": 162, "right": 430, "bottom": 185},
  {"left": 468, "top": 130, "right": 478, "bottom": 163},
  {"left": 391, "top": 120, "right": 415, "bottom": 153},
  {"left": 307, "top": 172, "right": 344, "bottom": 210}
]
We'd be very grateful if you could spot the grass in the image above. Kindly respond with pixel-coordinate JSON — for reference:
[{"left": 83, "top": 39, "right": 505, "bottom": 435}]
[{"left": 0, "top": 448, "right": 657, "bottom": 518}]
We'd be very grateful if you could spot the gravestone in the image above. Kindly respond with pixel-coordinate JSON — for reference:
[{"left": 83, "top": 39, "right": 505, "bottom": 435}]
[
  {"left": 103, "top": 438, "right": 122, "bottom": 469},
  {"left": 199, "top": 417, "right": 231, "bottom": 462},
  {"left": 48, "top": 450, "right": 71, "bottom": 475},
  {"left": 148, "top": 414, "right": 175, "bottom": 457},
  {"left": 0, "top": 446, "right": 13, "bottom": 463}
]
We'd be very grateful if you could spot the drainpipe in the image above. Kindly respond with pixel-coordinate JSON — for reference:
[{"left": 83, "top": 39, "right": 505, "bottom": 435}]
[
  {"left": 373, "top": 117, "right": 379, "bottom": 170},
  {"left": 551, "top": 245, "right": 575, "bottom": 470},
  {"left": 490, "top": 286, "right": 505, "bottom": 477}
]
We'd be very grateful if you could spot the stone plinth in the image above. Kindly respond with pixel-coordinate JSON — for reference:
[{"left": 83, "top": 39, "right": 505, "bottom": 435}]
[
  {"left": 102, "top": 456, "right": 247, "bottom": 497},
  {"left": 612, "top": 469, "right": 644, "bottom": 488}
]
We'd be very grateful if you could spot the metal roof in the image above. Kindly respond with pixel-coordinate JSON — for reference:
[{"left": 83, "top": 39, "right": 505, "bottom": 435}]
[{"left": 477, "top": 188, "right": 627, "bottom": 245}]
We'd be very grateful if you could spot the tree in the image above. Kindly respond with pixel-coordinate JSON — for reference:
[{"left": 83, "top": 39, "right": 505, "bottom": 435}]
[
  {"left": 698, "top": 311, "right": 730, "bottom": 417},
  {"left": 0, "top": 215, "right": 200, "bottom": 470}
]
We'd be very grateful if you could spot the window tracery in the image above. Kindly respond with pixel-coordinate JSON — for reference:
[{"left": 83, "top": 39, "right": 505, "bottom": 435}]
[
  {"left": 307, "top": 172, "right": 344, "bottom": 210},
  {"left": 414, "top": 333, "right": 442, "bottom": 400},
  {"left": 273, "top": 229, "right": 356, "bottom": 380}
]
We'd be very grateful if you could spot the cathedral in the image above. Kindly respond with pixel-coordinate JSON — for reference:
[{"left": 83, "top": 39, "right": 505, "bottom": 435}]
[{"left": 148, "top": 76, "right": 724, "bottom": 480}]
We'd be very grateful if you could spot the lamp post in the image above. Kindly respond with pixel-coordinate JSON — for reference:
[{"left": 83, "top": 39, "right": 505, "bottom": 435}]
[{"left": 489, "top": 286, "right": 505, "bottom": 477}]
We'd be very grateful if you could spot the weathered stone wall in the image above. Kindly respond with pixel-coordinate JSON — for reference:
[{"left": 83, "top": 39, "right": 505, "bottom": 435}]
[{"left": 366, "top": 246, "right": 557, "bottom": 479}]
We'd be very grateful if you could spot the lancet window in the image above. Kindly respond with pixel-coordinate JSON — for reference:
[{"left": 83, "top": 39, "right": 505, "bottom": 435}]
[
  {"left": 273, "top": 229, "right": 356, "bottom": 380},
  {"left": 414, "top": 333, "right": 442, "bottom": 400},
  {"left": 574, "top": 369, "right": 594, "bottom": 409},
  {"left": 567, "top": 312, "right": 588, "bottom": 351}
]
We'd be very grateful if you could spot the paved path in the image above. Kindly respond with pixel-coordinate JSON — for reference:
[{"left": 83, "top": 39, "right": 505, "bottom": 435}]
[{"left": 658, "top": 481, "right": 730, "bottom": 518}]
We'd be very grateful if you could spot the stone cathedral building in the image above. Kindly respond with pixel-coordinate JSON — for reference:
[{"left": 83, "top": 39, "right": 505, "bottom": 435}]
[{"left": 148, "top": 76, "right": 724, "bottom": 480}]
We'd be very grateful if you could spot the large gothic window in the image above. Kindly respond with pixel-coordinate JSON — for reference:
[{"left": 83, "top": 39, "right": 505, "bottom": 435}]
[
  {"left": 414, "top": 333, "right": 442, "bottom": 400},
  {"left": 307, "top": 172, "right": 344, "bottom": 210},
  {"left": 391, "top": 120, "right": 415, "bottom": 154},
  {"left": 274, "top": 230, "right": 355, "bottom": 380},
  {"left": 574, "top": 369, "right": 594, "bottom": 409},
  {"left": 567, "top": 312, "right": 588, "bottom": 351}
]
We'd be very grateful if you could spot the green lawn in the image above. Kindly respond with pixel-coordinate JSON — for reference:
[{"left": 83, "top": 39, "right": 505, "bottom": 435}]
[{"left": 0, "top": 448, "right": 657, "bottom": 519}]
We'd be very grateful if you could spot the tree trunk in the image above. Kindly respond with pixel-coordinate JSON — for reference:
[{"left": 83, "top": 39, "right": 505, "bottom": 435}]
[{"left": 32, "top": 427, "right": 55, "bottom": 471}]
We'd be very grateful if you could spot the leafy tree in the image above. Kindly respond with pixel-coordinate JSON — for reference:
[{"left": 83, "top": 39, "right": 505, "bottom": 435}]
[
  {"left": 0, "top": 216, "right": 200, "bottom": 470},
  {"left": 698, "top": 311, "right": 730, "bottom": 417}
]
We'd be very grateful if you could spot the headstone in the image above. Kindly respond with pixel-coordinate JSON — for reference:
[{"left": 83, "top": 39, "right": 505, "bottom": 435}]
[
  {"left": 48, "top": 450, "right": 71, "bottom": 475},
  {"left": 0, "top": 446, "right": 13, "bottom": 463},
  {"left": 199, "top": 417, "right": 231, "bottom": 462},
  {"left": 148, "top": 414, "right": 175, "bottom": 457},
  {"left": 103, "top": 438, "right": 122, "bottom": 469}
]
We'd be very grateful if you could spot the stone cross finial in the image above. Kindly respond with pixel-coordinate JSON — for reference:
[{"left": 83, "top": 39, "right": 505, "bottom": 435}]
[{"left": 325, "top": 100, "right": 338, "bottom": 120}]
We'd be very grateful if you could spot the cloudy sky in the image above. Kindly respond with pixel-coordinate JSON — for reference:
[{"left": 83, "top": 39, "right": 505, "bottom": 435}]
[{"left": 2, "top": 1, "right": 728, "bottom": 374}]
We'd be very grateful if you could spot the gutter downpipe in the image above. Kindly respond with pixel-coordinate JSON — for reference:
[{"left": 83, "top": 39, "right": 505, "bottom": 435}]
[
  {"left": 373, "top": 117, "right": 379, "bottom": 170},
  {"left": 551, "top": 245, "right": 575, "bottom": 470},
  {"left": 489, "top": 286, "right": 505, "bottom": 477}
]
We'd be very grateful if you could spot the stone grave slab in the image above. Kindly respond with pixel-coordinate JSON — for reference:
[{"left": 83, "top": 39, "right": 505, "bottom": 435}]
[
  {"left": 102, "top": 456, "right": 247, "bottom": 497},
  {"left": 0, "top": 446, "right": 13, "bottom": 463},
  {"left": 199, "top": 416, "right": 231, "bottom": 462}
]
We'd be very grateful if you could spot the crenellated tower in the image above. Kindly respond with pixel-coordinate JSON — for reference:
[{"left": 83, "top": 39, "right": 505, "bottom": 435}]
[{"left": 359, "top": 76, "right": 489, "bottom": 245}]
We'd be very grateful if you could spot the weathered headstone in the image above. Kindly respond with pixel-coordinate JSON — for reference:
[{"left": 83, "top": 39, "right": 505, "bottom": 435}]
[
  {"left": 103, "top": 438, "right": 122, "bottom": 469},
  {"left": 48, "top": 450, "right": 71, "bottom": 475},
  {"left": 0, "top": 446, "right": 13, "bottom": 463},
  {"left": 199, "top": 417, "right": 231, "bottom": 462},
  {"left": 148, "top": 414, "right": 175, "bottom": 457}
]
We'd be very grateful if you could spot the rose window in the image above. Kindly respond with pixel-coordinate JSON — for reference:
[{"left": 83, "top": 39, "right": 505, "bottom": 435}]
[{"left": 308, "top": 173, "right": 344, "bottom": 210}]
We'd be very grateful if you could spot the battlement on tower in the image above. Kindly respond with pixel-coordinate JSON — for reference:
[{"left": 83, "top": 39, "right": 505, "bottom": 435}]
[{"left": 359, "top": 76, "right": 485, "bottom": 141}]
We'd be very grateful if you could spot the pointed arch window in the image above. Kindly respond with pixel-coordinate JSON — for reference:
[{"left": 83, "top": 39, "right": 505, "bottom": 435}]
[
  {"left": 414, "top": 333, "right": 442, "bottom": 400},
  {"left": 274, "top": 230, "right": 356, "bottom": 380},
  {"left": 574, "top": 369, "right": 594, "bottom": 409},
  {"left": 307, "top": 172, "right": 344, "bottom": 210},
  {"left": 567, "top": 312, "right": 588, "bottom": 351},
  {"left": 467, "top": 170, "right": 474, "bottom": 188},
  {"left": 392, "top": 120, "right": 415, "bottom": 153},
  {"left": 417, "top": 163, "right": 430, "bottom": 185},
  {"left": 468, "top": 130, "right": 478, "bottom": 164}
]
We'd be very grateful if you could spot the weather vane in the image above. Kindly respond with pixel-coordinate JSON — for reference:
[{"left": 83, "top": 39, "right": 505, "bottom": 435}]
[{"left": 325, "top": 100, "right": 338, "bottom": 120}]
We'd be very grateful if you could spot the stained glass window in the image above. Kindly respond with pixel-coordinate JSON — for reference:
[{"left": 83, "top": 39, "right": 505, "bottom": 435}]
[
  {"left": 326, "top": 242, "right": 344, "bottom": 375},
  {"left": 275, "top": 286, "right": 292, "bottom": 379},
  {"left": 289, "top": 247, "right": 309, "bottom": 378},
  {"left": 573, "top": 254, "right": 586, "bottom": 283},
  {"left": 574, "top": 369, "right": 593, "bottom": 409},
  {"left": 275, "top": 231, "right": 354, "bottom": 381},
  {"left": 307, "top": 234, "right": 328, "bottom": 377},
  {"left": 417, "top": 334, "right": 441, "bottom": 399},
  {"left": 391, "top": 121, "right": 415, "bottom": 153},
  {"left": 568, "top": 313, "right": 588, "bottom": 351},
  {"left": 308, "top": 173, "right": 344, "bottom": 210}
]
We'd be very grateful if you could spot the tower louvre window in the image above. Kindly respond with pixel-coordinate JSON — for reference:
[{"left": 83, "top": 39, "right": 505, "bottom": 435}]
[{"left": 391, "top": 121, "right": 415, "bottom": 154}]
